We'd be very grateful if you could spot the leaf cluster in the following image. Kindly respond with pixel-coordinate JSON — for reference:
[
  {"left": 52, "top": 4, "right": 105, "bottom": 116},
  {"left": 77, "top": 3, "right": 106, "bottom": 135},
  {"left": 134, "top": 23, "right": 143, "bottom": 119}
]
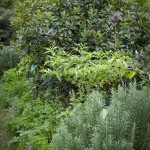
[{"left": 43, "top": 45, "right": 143, "bottom": 94}]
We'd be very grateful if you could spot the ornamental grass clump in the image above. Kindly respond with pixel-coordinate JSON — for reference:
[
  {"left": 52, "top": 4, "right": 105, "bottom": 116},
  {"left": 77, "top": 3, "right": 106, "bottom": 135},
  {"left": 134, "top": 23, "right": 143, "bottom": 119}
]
[{"left": 50, "top": 83, "right": 150, "bottom": 150}]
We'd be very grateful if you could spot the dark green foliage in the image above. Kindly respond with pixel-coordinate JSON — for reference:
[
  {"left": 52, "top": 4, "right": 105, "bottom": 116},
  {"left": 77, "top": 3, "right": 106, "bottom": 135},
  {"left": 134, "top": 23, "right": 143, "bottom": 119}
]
[
  {"left": 0, "top": 0, "right": 16, "bottom": 46},
  {"left": 0, "top": 0, "right": 16, "bottom": 77},
  {"left": 11, "top": 0, "right": 150, "bottom": 93},
  {"left": 12, "top": 0, "right": 150, "bottom": 53},
  {"left": 0, "top": 46, "right": 19, "bottom": 76},
  {"left": 0, "top": 8, "right": 14, "bottom": 45},
  {"left": 0, "top": 0, "right": 15, "bottom": 9},
  {"left": 50, "top": 83, "right": 150, "bottom": 150}
]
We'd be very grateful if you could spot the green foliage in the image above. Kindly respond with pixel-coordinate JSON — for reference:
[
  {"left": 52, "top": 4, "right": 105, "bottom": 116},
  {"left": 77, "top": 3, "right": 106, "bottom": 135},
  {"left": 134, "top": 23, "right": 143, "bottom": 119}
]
[
  {"left": 11, "top": 0, "right": 150, "bottom": 80},
  {"left": 10, "top": 100, "right": 62, "bottom": 150},
  {"left": 0, "top": 69, "right": 63, "bottom": 150},
  {"left": 0, "top": 46, "right": 19, "bottom": 76},
  {"left": 0, "top": 8, "right": 14, "bottom": 45},
  {"left": 12, "top": 0, "right": 150, "bottom": 52},
  {"left": 0, "top": 110, "right": 17, "bottom": 150},
  {"left": 43, "top": 45, "right": 142, "bottom": 93},
  {"left": 0, "top": 69, "right": 29, "bottom": 108},
  {"left": 0, "top": 1, "right": 149, "bottom": 149},
  {"left": 0, "top": 0, "right": 15, "bottom": 9},
  {"left": 10, "top": 0, "right": 149, "bottom": 106},
  {"left": 50, "top": 83, "right": 150, "bottom": 150}
]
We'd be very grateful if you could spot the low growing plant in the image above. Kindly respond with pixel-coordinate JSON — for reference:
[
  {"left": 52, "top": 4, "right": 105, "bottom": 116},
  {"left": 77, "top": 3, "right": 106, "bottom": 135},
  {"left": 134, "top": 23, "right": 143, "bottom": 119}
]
[
  {"left": 0, "top": 69, "right": 63, "bottom": 150},
  {"left": 50, "top": 83, "right": 150, "bottom": 150},
  {"left": 9, "top": 99, "right": 62, "bottom": 150}
]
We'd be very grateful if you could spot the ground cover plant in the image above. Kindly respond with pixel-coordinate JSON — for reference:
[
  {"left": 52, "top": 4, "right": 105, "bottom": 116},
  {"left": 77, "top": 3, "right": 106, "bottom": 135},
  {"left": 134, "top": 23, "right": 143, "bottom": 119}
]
[{"left": 0, "top": 69, "right": 63, "bottom": 150}]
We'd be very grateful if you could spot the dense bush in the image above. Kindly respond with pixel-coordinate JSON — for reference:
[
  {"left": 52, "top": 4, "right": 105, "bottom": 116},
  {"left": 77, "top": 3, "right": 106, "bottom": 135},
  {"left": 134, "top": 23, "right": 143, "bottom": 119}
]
[
  {"left": 43, "top": 45, "right": 141, "bottom": 92},
  {"left": 0, "top": 69, "right": 33, "bottom": 108},
  {"left": 12, "top": 0, "right": 150, "bottom": 52},
  {"left": 50, "top": 83, "right": 150, "bottom": 150},
  {"left": 0, "top": 0, "right": 16, "bottom": 9},
  {"left": 0, "top": 69, "right": 63, "bottom": 150},
  {"left": 11, "top": 0, "right": 150, "bottom": 76},
  {"left": 10, "top": 0, "right": 150, "bottom": 102},
  {"left": 0, "top": 46, "right": 19, "bottom": 76},
  {"left": 0, "top": 7, "right": 14, "bottom": 45}
]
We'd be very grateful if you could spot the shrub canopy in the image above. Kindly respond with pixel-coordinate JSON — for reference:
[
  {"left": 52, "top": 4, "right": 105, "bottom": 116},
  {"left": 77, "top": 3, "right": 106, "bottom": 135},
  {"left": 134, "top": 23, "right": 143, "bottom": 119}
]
[{"left": 11, "top": 0, "right": 150, "bottom": 94}]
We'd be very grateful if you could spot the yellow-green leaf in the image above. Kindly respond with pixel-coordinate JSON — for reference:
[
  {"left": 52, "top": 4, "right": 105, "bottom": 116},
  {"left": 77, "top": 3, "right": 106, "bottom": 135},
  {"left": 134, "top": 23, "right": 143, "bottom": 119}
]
[{"left": 127, "top": 71, "right": 136, "bottom": 79}]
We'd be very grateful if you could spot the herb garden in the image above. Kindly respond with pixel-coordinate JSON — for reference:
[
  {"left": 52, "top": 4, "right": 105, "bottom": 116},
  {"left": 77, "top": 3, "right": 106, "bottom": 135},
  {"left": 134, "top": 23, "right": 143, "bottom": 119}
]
[{"left": 0, "top": 0, "right": 150, "bottom": 150}]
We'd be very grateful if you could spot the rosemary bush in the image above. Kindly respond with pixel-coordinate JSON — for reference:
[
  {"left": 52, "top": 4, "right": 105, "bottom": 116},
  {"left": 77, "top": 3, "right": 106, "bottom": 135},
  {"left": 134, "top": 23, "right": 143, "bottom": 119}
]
[
  {"left": 50, "top": 83, "right": 150, "bottom": 150},
  {"left": 0, "top": 46, "right": 19, "bottom": 76}
]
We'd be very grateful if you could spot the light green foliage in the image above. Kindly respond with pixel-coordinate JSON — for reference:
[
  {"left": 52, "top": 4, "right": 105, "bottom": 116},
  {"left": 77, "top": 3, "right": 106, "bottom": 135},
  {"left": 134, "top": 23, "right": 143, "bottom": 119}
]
[
  {"left": 10, "top": 100, "right": 62, "bottom": 150},
  {"left": 0, "top": 69, "right": 30, "bottom": 108},
  {"left": 43, "top": 45, "right": 141, "bottom": 92},
  {"left": 0, "top": 69, "right": 63, "bottom": 150},
  {"left": 50, "top": 83, "right": 150, "bottom": 150},
  {"left": 111, "top": 83, "right": 150, "bottom": 150}
]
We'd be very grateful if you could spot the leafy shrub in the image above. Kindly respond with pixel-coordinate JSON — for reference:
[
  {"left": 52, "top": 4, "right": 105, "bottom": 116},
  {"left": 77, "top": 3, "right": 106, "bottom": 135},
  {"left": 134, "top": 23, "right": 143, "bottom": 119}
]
[
  {"left": 50, "top": 83, "right": 150, "bottom": 150},
  {"left": 0, "top": 46, "right": 19, "bottom": 76},
  {"left": 43, "top": 44, "right": 148, "bottom": 102},
  {"left": 0, "top": 110, "right": 17, "bottom": 150},
  {"left": 0, "top": 0, "right": 15, "bottom": 9},
  {"left": 12, "top": 0, "right": 150, "bottom": 52},
  {"left": 9, "top": 0, "right": 150, "bottom": 107},
  {"left": 11, "top": 0, "right": 150, "bottom": 80},
  {"left": 0, "top": 8, "right": 14, "bottom": 45},
  {"left": 10, "top": 99, "right": 62, "bottom": 150},
  {"left": 0, "top": 69, "right": 29, "bottom": 108},
  {"left": 0, "top": 69, "right": 63, "bottom": 150}
]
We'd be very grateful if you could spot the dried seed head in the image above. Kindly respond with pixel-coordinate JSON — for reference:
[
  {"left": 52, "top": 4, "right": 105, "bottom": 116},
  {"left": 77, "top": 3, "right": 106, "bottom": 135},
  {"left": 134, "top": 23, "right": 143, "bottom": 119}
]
[{"left": 109, "top": 12, "right": 122, "bottom": 23}]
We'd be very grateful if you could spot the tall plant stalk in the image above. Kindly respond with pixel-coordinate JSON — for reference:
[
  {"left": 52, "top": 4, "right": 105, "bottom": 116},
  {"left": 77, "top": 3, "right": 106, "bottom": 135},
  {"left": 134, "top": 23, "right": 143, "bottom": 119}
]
[{"left": 114, "top": 23, "right": 117, "bottom": 51}]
